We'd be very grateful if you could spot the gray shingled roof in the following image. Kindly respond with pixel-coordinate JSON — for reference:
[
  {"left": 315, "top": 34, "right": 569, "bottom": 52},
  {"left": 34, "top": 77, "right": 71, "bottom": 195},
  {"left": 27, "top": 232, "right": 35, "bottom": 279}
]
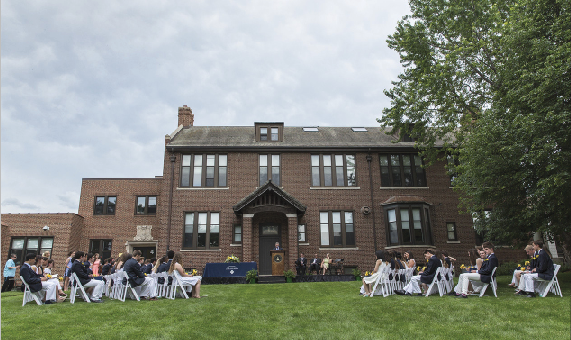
[{"left": 167, "top": 126, "right": 422, "bottom": 149}]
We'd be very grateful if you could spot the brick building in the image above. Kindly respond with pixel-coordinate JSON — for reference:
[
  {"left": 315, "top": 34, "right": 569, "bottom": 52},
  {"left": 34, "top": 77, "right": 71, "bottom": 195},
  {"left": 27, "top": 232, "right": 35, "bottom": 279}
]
[{"left": 3, "top": 105, "right": 526, "bottom": 280}]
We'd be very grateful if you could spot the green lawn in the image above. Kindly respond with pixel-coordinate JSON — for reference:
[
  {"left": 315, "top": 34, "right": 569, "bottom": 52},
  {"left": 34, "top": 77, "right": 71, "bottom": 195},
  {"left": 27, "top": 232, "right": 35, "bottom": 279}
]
[{"left": 2, "top": 273, "right": 570, "bottom": 340}]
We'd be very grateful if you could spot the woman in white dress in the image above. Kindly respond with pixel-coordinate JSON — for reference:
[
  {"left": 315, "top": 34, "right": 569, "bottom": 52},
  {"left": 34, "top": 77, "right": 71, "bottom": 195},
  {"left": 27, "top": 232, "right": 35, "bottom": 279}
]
[
  {"left": 403, "top": 251, "right": 416, "bottom": 270},
  {"left": 168, "top": 252, "right": 202, "bottom": 298},
  {"left": 362, "top": 250, "right": 388, "bottom": 297},
  {"left": 44, "top": 259, "right": 67, "bottom": 300}
]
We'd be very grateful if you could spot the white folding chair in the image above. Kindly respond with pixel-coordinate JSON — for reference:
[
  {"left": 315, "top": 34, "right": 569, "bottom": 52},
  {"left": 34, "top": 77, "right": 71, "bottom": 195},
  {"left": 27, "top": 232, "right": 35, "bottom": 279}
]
[
  {"left": 404, "top": 267, "right": 415, "bottom": 285},
  {"left": 170, "top": 271, "right": 193, "bottom": 299},
  {"left": 103, "top": 275, "right": 112, "bottom": 297},
  {"left": 120, "top": 271, "right": 140, "bottom": 302},
  {"left": 444, "top": 266, "right": 455, "bottom": 294},
  {"left": 70, "top": 272, "right": 91, "bottom": 304},
  {"left": 534, "top": 264, "right": 563, "bottom": 297},
  {"left": 20, "top": 276, "right": 44, "bottom": 306},
  {"left": 396, "top": 268, "right": 407, "bottom": 290},
  {"left": 425, "top": 267, "right": 444, "bottom": 297},
  {"left": 154, "top": 272, "right": 170, "bottom": 298},
  {"left": 370, "top": 265, "right": 391, "bottom": 297},
  {"left": 478, "top": 267, "right": 498, "bottom": 297}
]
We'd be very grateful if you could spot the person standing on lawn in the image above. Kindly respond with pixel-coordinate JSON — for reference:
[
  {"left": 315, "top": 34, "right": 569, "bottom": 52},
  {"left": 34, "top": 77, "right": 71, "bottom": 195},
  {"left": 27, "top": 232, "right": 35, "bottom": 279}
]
[{"left": 2, "top": 254, "right": 19, "bottom": 293}]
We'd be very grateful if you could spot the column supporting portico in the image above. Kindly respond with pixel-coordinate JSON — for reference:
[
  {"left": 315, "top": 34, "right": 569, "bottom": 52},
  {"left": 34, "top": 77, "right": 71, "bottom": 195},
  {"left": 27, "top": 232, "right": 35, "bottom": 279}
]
[
  {"left": 286, "top": 214, "right": 299, "bottom": 272},
  {"left": 242, "top": 214, "right": 254, "bottom": 262}
]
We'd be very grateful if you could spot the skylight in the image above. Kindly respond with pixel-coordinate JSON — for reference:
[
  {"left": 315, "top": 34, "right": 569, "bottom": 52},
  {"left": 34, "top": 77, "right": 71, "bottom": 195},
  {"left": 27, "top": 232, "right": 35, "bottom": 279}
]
[
  {"left": 351, "top": 127, "right": 367, "bottom": 132},
  {"left": 303, "top": 127, "right": 319, "bottom": 132}
]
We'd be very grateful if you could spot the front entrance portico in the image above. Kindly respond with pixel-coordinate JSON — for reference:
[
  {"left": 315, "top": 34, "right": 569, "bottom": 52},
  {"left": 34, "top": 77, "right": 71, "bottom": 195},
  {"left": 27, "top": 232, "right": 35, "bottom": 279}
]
[{"left": 233, "top": 181, "right": 306, "bottom": 275}]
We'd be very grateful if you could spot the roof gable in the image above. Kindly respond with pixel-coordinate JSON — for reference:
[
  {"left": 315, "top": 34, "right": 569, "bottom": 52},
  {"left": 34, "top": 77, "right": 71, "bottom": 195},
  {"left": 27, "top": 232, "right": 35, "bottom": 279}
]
[{"left": 233, "top": 180, "right": 306, "bottom": 215}]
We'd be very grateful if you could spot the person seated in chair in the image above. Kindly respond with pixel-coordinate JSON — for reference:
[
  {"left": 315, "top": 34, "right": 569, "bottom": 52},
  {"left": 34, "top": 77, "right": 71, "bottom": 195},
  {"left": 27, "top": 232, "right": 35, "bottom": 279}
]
[
  {"left": 168, "top": 252, "right": 201, "bottom": 298},
  {"left": 510, "top": 245, "right": 535, "bottom": 288},
  {"left": 142, "top": 258, "right": 154, "bottom": 274},
  {"left": 44, "top": 259, "right": 67, "bottom": 299},
  {"left": 309, "top": 254, "right": 321, "bottom": 275},
  {"left": 71, "top": 251, "right": 105, "bottom": 303},
  {"left": 84, "top": 253, "right": 94, "bottom": 275},
  {"left": 20, "top": 253, "right": 60, "bottom": 304},
  {"left": 123, "top": 250, "right": 158, "bottom": 300},
  {"left": 518, "top": 240, "right": 554, "bottom": 298},
  {"left": 101, "top": 259, "right": 112, "bottom": 276},
  {"left": 295, "top": 253, "right": 308, "bottom": 276},
  {"left": 321, "top": 253, "right": 332, "bottom": 275},
  {"left": 396, "top": 248, "right": 441, "bottom": 296},
  {"left": 452, "top": 242, "right": 498, "bottom": 298}
]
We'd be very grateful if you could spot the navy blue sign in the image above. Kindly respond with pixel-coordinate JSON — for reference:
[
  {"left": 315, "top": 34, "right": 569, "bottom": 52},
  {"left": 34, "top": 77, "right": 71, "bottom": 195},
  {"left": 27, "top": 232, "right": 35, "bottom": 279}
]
[{"left": 202, "top": 262, "right": 257, "bottom": 278}]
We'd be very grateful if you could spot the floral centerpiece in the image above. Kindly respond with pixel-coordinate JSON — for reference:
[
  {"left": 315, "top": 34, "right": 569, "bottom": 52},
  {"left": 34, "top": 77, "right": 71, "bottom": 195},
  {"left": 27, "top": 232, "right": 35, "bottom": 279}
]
[{"left": 224, "top": 254, "right": 240, "bottom": 263}]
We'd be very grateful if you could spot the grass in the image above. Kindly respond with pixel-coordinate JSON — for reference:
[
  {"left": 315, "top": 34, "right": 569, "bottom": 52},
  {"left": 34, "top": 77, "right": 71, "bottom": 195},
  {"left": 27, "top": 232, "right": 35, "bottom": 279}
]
[{"left": 1, "top": 273, "right": 570, "bottom": 340}]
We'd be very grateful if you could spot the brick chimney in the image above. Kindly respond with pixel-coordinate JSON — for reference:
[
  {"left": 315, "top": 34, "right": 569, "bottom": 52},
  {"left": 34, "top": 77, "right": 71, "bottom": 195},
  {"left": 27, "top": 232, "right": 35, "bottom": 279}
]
[{"left": 178, "top": 105, "right": 194, "bottom": 127}]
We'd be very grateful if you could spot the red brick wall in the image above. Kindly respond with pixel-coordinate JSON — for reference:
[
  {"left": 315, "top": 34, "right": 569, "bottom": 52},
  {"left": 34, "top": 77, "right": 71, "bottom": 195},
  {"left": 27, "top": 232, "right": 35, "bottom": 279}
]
[
  {"left": 2, "top": 147, "right": 525, "bottom": 278},
  {"left": 77, "top": 178, "right": 162, "bottom": 258},
  {"left": 1, "top": 213, "right": 83, "bottom": 280}
]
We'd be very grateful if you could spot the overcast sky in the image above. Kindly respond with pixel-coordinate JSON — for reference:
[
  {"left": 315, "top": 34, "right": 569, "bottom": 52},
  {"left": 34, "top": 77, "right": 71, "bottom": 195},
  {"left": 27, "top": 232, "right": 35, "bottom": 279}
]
[{"left": 1, "top": 1, "right": 411, "bottom": 214}]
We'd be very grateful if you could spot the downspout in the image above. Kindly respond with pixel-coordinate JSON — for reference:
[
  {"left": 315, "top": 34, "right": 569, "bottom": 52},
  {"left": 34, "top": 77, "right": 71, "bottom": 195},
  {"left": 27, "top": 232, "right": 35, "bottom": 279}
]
[
  {"left": 166, "top": 151, "right": 176, "bottom": 251},
  {"left": 366, "top": 153, "right": 378, "bottom": 251}
]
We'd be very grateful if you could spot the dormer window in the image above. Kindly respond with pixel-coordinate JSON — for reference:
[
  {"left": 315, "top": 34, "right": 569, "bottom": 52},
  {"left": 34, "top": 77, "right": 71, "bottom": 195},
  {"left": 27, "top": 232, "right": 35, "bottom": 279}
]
[{"left": 255, "top": 122, "right": 283, "bottom": 142}]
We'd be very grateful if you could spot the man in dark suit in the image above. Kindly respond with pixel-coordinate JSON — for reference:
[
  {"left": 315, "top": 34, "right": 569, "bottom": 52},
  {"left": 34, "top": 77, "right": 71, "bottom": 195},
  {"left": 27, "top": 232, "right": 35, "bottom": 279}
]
[
  {"left": 20, "top": 253, "right": 58, "bottom": 303},
  {"left": 398, "top": 248, "right": 442, "bottom": 295},
  {"left": 453, "top": 242, "right": 498, "bottom": 298},
  {"left": 308, "top": 254, "right": 321, "bottom": 275},
  {"left": 71, "top": 251, "right": 105, "bottom": 302},
  {"left": 520, "top": 240, "right": 554, "bottom": 297},
  {"left": 123, "top": 250, "right": 157, "bottom": 300},
  {"left": 295, "top": 253, "right": 308, "bottom": 276},
  {"left": 273, "top": 242, "right": 283, "bottom": 250}
]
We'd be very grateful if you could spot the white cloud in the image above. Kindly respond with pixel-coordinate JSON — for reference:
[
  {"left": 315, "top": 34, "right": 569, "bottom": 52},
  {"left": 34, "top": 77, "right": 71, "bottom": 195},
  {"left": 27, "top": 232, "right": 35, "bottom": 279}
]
[{"left": 1, "top": 1, "right": 411, "bottom": 213}]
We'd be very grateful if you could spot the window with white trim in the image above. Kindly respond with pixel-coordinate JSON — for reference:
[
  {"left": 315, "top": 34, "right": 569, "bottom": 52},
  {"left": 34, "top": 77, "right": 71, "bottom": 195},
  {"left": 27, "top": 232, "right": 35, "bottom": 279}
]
[
  {"left": 259, "top": 154, "right": 280, "bottom": 186},
  {"left": 183, "top": 212, "right": 220, "bottom": 249},
  {"left": 385, "top": 204, "right": 432, "bottom": 245},
  {"left": 319, "top": 211, "right": 355, "bottom": 247},
  {"left": 181, "top": 154, "right": 227, "bottom": 187},
  {"left": 379, "top": 154, "right": 426, "bottom": 187},
  {"left": 311, "top": 154, "right": 356, "bottom": 187}
]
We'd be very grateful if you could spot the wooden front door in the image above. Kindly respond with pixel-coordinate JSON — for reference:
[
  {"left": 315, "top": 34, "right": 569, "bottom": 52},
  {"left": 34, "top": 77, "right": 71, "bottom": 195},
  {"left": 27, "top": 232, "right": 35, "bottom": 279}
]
[{"left": 259, "top": 224, "right": 281, "bottom": 275}]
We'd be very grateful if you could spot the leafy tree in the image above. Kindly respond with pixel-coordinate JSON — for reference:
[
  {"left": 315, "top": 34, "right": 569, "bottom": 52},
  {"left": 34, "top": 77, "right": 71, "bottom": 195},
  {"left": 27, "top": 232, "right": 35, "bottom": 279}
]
[{"left": 380, "top": 0, "right": 571, "bottom": 262}]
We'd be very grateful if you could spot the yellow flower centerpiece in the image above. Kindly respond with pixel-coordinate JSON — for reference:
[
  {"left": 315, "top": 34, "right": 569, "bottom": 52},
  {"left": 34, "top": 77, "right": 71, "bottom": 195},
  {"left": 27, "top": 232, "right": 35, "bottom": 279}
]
[
  {"left": 192, "top": 269, "right": 197, "bottom": 276},
  {"left": 224, "top": 254, "right": 240, "bottom": 263}
]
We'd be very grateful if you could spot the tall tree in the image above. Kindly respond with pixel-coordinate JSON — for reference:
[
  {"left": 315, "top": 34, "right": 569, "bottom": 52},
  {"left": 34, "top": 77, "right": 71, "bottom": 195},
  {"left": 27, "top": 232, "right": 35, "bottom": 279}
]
[{"left": 380, "top": 0, "right": 571, "bottom": 262}]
